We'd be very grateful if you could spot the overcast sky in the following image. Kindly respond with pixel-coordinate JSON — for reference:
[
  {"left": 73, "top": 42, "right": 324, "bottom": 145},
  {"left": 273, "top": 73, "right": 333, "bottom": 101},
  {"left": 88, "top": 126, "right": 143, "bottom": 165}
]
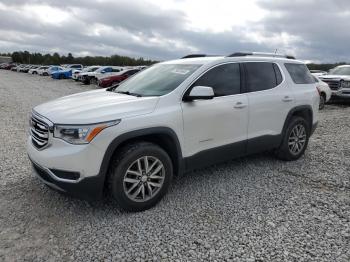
[{"left": 0, "top": 0, "right": 349, "bottom": 62}]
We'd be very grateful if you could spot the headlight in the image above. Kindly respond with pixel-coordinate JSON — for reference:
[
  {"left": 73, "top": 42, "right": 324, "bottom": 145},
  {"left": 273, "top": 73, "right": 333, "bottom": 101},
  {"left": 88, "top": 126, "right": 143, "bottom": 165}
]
[
  {"left": 341, "top": 80, "right": 350, "bottom": 88},
  {"left": 54, "top": 120, "right": 120, "bottom": 144}
]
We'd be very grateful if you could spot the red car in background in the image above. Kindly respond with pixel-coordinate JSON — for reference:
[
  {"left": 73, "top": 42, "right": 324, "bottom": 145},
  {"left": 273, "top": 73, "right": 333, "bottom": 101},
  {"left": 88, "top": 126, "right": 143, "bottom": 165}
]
[
  {"left": 1, "top": 63, "right": 16, "bottom": 70},
  {"left": 98, "top": 69, "right": 140, "bottom": 88}
]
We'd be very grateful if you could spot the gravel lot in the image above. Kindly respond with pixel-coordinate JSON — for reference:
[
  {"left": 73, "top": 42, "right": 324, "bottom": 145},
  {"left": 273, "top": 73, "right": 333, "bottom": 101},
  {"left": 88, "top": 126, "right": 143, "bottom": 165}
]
[{"left": 0, "top": 70, "right": 349, "bottom": 262}]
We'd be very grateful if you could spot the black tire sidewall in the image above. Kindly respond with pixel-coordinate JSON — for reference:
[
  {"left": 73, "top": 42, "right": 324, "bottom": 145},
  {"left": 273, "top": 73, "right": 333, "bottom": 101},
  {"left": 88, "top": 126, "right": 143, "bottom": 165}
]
[
  {"left": 278, "top": 117, "right": 310, "bottom": 160},
  {"left": 109, "top": 143, "right": 173, "bottom": 211},
  {"left": 319, "top": 95, "right": 325, "bottom": 110}
]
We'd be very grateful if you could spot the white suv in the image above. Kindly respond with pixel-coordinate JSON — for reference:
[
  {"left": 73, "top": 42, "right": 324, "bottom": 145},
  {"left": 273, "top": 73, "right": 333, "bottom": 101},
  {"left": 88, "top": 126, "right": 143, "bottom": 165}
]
[{"left": 27, "top": 52, "right": 319, "bottom": 211}]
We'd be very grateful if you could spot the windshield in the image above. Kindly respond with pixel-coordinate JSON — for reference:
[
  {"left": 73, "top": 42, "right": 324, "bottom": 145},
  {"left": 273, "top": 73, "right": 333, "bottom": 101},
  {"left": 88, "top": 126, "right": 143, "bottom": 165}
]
[
  {"left": 96, "top": 66, "right": 109, "bottom": 73},
  {"left": 115, "top": 63, "right": 201, "bottom": 96},
  {"left": 88, "top": 67, "right": 100, "bottom": 72},
  {"left": 329, "top": 67, "right": 350, "bottom": 75}
]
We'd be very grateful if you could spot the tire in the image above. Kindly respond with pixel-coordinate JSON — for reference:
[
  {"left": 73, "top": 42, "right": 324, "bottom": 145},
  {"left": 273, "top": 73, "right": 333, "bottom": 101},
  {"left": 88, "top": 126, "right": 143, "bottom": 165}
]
[
  {"left": 83, "top": 77, "right": 90, "bottom": 85},
  {"left": 275, "top": 116, "right": 310, "bottom": 161},
  {"left": 33, "top": 71, "right": 37, "bottom": 75},
  {"left": 319, "top": 94, "right": 326, "bottom": 110},
  {"left": 108, "top": 142, "right": 173, "bottom": 212},
  {"left": 90, "top": 77, "right": 97, "bottom": 85}
]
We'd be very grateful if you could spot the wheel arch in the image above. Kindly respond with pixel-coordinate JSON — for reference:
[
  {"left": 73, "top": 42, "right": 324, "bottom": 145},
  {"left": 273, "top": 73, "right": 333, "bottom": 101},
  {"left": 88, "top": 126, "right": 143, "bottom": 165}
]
[
  {"left": 98, "top": 127, "right": 184, "bottom": 192},
  {"left": 281, "top": 105, "right": 313, "bottom": 142}
]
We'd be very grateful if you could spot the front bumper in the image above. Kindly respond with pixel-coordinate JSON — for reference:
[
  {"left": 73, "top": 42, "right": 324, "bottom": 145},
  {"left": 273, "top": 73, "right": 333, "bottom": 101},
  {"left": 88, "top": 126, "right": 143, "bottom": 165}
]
[
  {"left": 331, "top": 88, "right": 350, "bottom": 98},
  {"left": 29, "top": 157, "right": 104, "bottom": 200},
  {"left": 27, "top": 135, "right": 107, "bottom": 200}
]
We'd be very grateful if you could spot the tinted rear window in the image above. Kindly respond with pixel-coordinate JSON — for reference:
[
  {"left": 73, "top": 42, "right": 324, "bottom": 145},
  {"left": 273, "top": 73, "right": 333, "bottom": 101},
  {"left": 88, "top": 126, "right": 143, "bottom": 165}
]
[
  {"left": 244, "top": 62, "right": 280, "bottom": 92},
  {"left": 285, "top": 63, "right": 315, "bottom": 84}
]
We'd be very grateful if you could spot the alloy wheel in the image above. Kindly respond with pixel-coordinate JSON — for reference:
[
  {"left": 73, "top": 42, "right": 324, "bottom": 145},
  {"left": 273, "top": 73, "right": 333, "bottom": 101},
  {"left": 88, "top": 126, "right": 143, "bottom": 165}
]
[
  {"left": 288, "top": 124, "right": 307, "bottom": 155},
  {"left": 123, "top": 156, "right": 165, "bottom": 202}
]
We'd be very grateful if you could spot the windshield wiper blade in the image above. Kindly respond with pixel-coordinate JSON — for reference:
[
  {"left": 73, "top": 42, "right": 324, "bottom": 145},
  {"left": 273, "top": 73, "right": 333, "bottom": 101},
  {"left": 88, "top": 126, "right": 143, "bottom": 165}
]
[
  {"left": 106, "top": 83, "right": 119, "bottom": 91},
  {"left": 116, "top": 91, "right": 142, "bottom": 97}
]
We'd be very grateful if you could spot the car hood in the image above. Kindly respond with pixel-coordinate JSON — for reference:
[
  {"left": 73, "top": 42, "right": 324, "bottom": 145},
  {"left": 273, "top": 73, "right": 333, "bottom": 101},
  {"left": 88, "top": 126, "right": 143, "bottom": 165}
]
[
  {"left": 320, "top": 75, "right": 350, "bottom": 80},
  {"left": 34, "top": 89, "right": 159, "bottom": 124}
]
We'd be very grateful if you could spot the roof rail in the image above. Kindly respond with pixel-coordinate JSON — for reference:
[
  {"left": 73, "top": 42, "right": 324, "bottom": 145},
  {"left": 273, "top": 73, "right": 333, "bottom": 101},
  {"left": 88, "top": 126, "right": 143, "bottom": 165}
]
[
  {"left": 227, "top": 52, "right": 295, "bottom": 59},
  {"left": 181, "top": 54, "right": 207, "bottom": 59}
]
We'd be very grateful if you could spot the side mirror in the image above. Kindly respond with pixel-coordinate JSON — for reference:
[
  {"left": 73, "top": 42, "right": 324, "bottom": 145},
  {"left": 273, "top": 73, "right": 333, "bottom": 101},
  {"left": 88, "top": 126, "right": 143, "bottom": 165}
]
[
  {"left": 101, "top": 70, "right": 106, "bottom": 74},
  {"left": 184, "top": 86, "right": 214, "bottom": 101}
]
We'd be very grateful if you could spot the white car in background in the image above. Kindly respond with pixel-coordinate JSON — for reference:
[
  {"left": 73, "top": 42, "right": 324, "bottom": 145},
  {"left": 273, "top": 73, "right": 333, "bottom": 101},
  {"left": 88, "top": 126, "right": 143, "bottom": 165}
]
[
  {"left": 313, "top": 75, "right": 331, "bottom": 110},
  {"left": 319, "top": 65, "right": 350, "bottom": 100},
  {"left": 81, "top": 66, "right": 124, "bottom": 85},
  {"left": 39, "top": 66, "right": 63, "bottom": 76},
  {"left": 74, "top": 66, "right": 100, "bottom": 81},
  {"left": 29, "top": 66, "right": 45, "bottom": 74},
  {"left": 310, "top": 70, "right": 327, "bottom": 77}
]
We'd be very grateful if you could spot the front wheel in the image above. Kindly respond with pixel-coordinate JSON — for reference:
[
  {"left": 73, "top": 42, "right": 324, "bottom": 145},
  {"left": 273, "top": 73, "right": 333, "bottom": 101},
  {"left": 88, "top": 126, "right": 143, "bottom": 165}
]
[
  {"left": 275, "top": 117, "right": 310, "bottom": 161},
  {"left": 108, "top": 142, "right": 173, "bottom": 212},
  {"left": 319, "top": 94, "right": 326, "bottom": 110}
]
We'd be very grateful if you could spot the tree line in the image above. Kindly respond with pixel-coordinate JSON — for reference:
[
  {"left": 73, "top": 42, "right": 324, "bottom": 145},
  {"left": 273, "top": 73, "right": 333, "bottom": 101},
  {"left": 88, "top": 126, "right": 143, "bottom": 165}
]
[
  {"left": 1, "top": 51, "right": 348, "bottom": 70},
  {"left": 0, "top": 51, "right": 157, "bottom": 66},
  {"left": 306, "top": 62, "right": 348, "bottom": 72}
]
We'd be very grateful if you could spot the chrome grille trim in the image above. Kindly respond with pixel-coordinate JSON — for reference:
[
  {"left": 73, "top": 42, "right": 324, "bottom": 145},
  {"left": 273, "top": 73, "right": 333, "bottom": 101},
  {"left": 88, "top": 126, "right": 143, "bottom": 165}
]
[
  {"left": 322, "top": 79, "right": 340, "bottom": 90},
  {"left": 30, "top": 112, "right": 51, "bottom": 149}
]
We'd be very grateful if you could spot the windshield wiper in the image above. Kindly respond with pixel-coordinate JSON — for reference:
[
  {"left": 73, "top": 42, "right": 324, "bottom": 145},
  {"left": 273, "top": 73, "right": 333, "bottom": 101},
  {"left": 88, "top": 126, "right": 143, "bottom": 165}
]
[{"left": 115, "top": 91, "right": 143, "bottom": 97}]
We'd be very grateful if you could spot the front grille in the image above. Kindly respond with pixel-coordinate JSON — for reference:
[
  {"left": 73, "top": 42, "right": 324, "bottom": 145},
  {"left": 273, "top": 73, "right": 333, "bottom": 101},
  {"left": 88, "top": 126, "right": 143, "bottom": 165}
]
[
  {"left": 322, "top": 79, "right": 340, "bottom": 90},
  {"left": 30, "top": 114, "right": 49, "bottom": 149}
]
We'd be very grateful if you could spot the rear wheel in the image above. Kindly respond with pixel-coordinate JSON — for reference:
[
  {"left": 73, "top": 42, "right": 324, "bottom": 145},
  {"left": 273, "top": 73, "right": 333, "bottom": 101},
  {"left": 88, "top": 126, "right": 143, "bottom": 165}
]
[
  {"left": 275, "top": 117, "right": 310, "bottom": 161},
  {"left": 108, "top": 142, "right": 173, "bottom": 211}
]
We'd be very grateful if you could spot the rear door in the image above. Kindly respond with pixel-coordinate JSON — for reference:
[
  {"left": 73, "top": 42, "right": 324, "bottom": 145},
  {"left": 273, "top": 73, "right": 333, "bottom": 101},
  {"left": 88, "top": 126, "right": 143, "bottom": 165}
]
[{"left": 243, "top": 62, "right": 295, "bottom": 153}]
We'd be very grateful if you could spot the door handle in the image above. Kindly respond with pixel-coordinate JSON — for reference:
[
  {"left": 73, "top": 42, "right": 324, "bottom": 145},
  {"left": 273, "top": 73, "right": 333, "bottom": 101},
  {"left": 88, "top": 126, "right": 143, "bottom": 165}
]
[
  {"left": 234, "top": 102, "right": 246, "bottom": 109},
  {"left": 282, "top": 96, "right": 293, "bottom": 102}
]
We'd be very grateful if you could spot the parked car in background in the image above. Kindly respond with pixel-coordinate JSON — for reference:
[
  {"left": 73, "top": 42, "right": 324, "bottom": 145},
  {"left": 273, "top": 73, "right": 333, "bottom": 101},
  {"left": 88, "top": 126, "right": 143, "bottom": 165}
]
[
  {"left": 10, "top": 65, "right": 19, "bottom": 72},
  {"left": 76, "top": 66, "right": 101, "bottom": 82},
  {"left": 319, "top": 65, "right": 350, "bottom": 99},
  {"left": 30, "top": 65, "right": 46, "bottom": 74},
  {"left": 71, "top": 69, "right": 82, "bottom": 81},
  {"left": 36, "top": 66, "right": 50, "bottom": 75},
  {"left": 312, "top": 75, "right": 331, "bottom": 109},
  {"left": 17, "top": 65, "right": 27, "bottom": 72},
  {"left": 25, "top": 65, "right": 39, "bottom": 73},
  {"left": 98, "top": 69, "right": 140, "bottom": 88},
  {"left": 51, "top": 68, "right": 75, "bottom": 79},
  {"left": 310, "top": 70, "right": 327, "bottom": 77},
  {"left": 1, "top": 63, "right": 16, "bottom": 70},
  {"left": 39, "top": 66, "right": 63, "bottom": 76},
  {"left": 82, "top": 66, "right": 124, "bottom": 85},
  {"left": 65, "top": 64, "right": 83, "bottom": 70},
  {"left": 27, "top": 52, "right": 319, "bottom": 211}
]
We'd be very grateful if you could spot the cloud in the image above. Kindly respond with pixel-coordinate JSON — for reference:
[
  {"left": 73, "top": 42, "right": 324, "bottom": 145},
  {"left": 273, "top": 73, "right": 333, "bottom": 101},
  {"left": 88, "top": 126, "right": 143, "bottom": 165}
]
[{"left": 0, "top": 0, "right": 349, "bottom": 62}]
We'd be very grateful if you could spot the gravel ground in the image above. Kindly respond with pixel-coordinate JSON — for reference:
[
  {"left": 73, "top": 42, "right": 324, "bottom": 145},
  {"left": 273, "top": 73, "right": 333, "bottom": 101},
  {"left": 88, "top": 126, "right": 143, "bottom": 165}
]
[{"left": 0, "top": 70, "right": 349, "bottom": 262}]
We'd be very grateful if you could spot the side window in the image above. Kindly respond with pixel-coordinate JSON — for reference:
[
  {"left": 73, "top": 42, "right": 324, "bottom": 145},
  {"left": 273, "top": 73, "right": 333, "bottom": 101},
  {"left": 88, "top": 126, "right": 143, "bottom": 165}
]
[
  {"left": 112, "top": 68, "right": 120, "bottom": 72},
  {"left": 285, "top": 63, "right": 315, "bottom": 84},
  {"left": 105, "top": 68, "right": 112, "bottom": 72},
  {"left": 244, "top": 62, "right": 279, "bottom": 92},
  {"left": 192, "top": 63, "right": 241, "bottom": 97},
  {"left": 273, "top": 64, "right": 283, "bottom": 85}
]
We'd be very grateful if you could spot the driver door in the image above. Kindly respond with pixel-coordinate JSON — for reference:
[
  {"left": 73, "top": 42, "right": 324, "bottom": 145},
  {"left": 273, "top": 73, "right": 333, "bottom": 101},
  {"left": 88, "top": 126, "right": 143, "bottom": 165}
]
[{"left": 181, "top": 63, "right": 249, "bottom": 168}]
